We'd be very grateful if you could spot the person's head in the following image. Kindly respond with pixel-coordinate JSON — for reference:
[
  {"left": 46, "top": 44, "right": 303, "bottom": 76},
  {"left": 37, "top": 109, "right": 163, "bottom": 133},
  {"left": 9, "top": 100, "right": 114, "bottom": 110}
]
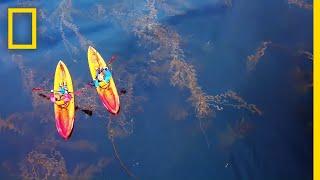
[
  {"left": 97, "top": 73, "right": 104, "bottom": 81},
  {"left": 96, "top": 68, "right": 102, "bottom": 74}
]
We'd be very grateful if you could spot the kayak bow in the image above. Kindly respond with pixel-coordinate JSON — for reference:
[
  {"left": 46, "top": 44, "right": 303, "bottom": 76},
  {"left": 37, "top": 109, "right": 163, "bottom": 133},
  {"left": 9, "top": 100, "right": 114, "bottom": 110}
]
[
  {"left": 54, "top": 61, "right": 75, "bottom": 139},
  {"left": 87, "top": 46, "right": 120, "bottom": 114}
]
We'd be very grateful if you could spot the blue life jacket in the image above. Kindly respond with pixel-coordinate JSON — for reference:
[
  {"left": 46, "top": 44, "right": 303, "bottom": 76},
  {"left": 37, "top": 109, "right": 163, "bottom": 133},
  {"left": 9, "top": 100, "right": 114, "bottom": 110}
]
[
  {"left": 104, "top": 70, "right": 112, "bottom": 82},
  {"left": 58, "top": 86, "right": 67, "bottom": 94},
  {"left": 93, "top": 79, "right": 99, "bottom": 88}
]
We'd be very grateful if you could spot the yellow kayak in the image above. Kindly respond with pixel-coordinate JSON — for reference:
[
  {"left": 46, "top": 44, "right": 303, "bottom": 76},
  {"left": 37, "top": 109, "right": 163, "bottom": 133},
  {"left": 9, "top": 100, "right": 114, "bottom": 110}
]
[
  {"left": 87, "top": 46, "right": 120, "bottom": 114},
  {"left": 54, "top": 61, "right": 75, "bottom": 139}
]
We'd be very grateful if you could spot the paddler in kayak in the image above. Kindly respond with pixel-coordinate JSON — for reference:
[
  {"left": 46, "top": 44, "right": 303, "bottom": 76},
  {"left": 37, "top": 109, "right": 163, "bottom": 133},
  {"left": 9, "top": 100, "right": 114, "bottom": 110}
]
[
  {"left": 88, "top": 49, "right": 115, "bottom": 89},
  {"left": 92, "top": 67, "right": 112, "bottom": 88},
  {"left": 50, "top": 82, "right": 72, "bottom": 107}
]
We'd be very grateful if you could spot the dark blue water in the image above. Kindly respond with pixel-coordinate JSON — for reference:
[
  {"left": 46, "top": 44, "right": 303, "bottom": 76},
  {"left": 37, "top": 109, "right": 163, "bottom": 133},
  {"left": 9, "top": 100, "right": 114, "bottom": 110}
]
[
  {"left": 13, "top": 13, "right": 32, "bottom": 44},
  {"left": 0, "top": 0, "right": 312, "bottom": 179}
]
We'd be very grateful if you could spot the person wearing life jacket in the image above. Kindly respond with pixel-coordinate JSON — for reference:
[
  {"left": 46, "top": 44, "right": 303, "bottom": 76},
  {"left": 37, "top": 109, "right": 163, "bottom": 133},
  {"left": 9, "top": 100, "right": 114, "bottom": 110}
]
[
  {"left": 50, "top": 82, "right": 72, "bottom": 106},
  {"left": 93, "top": 67, "right": 112, "bottom": 88}
]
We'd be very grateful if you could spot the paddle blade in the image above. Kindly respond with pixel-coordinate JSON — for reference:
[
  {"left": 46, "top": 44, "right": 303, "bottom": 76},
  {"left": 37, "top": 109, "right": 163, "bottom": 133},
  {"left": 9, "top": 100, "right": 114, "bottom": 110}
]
[{"left": 108, "top": 55, "right": 117, "bottom": 65}]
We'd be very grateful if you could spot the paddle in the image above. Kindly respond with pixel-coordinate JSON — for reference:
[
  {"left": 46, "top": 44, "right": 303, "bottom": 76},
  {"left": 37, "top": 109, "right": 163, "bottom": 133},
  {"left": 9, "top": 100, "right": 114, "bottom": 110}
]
[
  {"left": 108, "top": 55, "right": 117, "bottom": 65},
  {"left": 75, "top": 106, "right": 93, "bottom": 116},
  {"left": 34, "top": 92, "right": 93, "bottom": 116},
  {"left": 32, "top": 87, "right": 82, "bottom": 96},
  {"left": 119, "top": 88, "right": 127, "bottom": 95}
]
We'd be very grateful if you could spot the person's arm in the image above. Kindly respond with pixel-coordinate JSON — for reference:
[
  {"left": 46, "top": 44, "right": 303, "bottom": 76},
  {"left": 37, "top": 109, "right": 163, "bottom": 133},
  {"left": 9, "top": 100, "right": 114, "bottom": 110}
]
[
  {"left": 50, "top": 93, "right": 56, "bottom": 103},
  {"left": 106, "top": 64, "right": 112, "bottom": 71}
]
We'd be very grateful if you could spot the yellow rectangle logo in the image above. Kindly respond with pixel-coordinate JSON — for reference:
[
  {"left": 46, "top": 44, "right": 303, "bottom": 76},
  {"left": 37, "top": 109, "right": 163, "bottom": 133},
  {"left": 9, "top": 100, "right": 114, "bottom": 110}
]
[{"left": 8, "top": 8, "right": 37, "bottom": 50}]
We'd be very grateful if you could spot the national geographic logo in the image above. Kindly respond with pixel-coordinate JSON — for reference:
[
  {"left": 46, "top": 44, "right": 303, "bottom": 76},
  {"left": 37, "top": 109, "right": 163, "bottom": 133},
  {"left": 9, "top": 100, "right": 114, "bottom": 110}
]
[{"left": 8, "top": 8, "right": 37, "bottom": 50}]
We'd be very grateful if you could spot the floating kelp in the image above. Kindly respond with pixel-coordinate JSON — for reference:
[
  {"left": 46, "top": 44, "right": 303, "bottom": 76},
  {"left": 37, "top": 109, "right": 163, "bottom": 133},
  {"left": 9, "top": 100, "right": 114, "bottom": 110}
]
[
  {"left": 12, "top": 55, "right": 36, "bottom": 93},
  {"left": 89, "top": 4, "right": 107, "bottom": 21},
  {"left": 107, "top": 118, "right": 136, "bottom": 178},
  {"left": 108, "top": 115, "right": 134, "bottom": 140},
  {"left": 69, "top": 158, "right": 111, "bottom": 179},
  {"left": 0, "top": 114, "right": 24, "bottom": 135},
  {"left": 38, "top": 0, "right": 94, "bottom": 61},
  {"left": 168, "top": 104, "right": 189, "bottom": 121},
  {"left": 11, "top": 54, "right": 54, "bottom": 123},
  {"left": 20, "top": 136, "right": 111, "bottom": 179},
  {"left": 109, "top": 0, "right": 262, "bottom": 148},
  {"left": 247, "top": 41, "right": 272, "bottom": 71},
  {"left": 154, "top": 0, "right": 184, "bottom": 16},
  {"left": 62, "top": 140, "right": 98, "bottom": 153},
  {"left": 205, "top": 91, "right": 262, "bottom": 116},
  {"left": 20, "top": 149, "right": 68, "bottom": 180},
  {"left": 288, "top": 0, "right": 312, "bottom": 10},
  {"left": 0, "top": 109, "right": 38, "bottom": 136},
  {"left": 292, "top": 67, "right": 313, "bottom": 93},
  {"left": 169, "top": 57, "right": 213, "bottom": 119},
  {"left": 218, "top": 118, "right": 254, "bottom": 149}
]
